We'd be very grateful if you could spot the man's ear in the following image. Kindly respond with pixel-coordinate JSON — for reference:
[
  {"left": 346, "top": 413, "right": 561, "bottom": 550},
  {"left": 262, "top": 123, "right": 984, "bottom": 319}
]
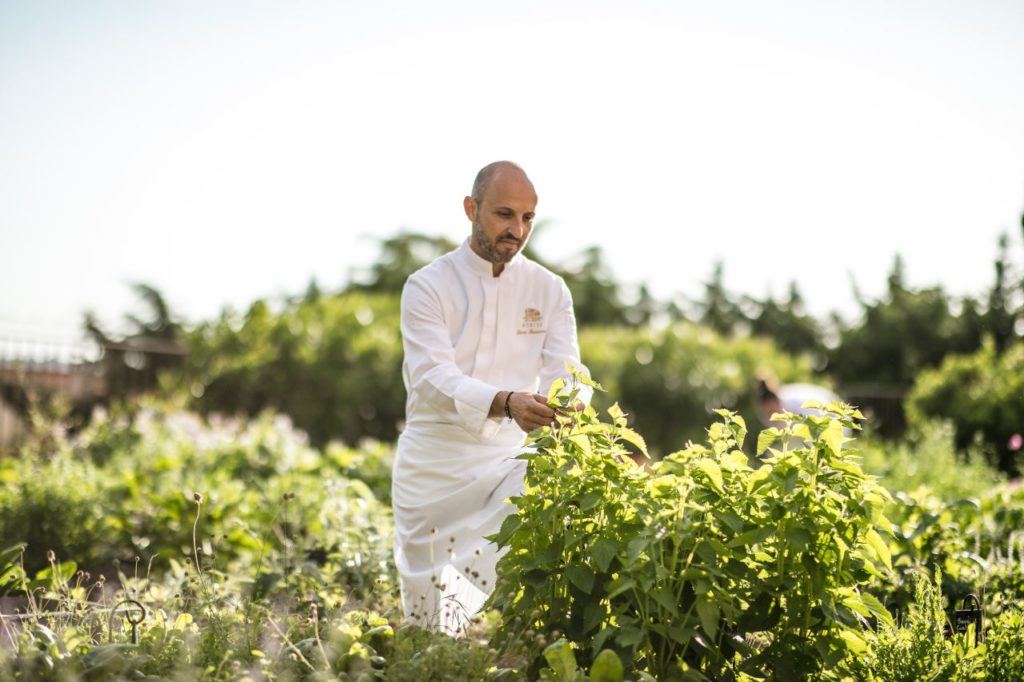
[{"left": 463, "top": 195, "right": 477, "bottom": 222}]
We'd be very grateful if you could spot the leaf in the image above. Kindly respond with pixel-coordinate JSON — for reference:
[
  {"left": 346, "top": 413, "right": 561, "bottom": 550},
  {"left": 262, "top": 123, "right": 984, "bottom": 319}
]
[
  {"left": 864, "top": 528, "right": 892, "bottom": 571},
  {"left": 858, "top": 591, "right": 895, "bottom": 629},
  {"left": 524, "top": 569, "right": 550, "bottom": 588},
  {"left": 618, "top": 428, "right": 649, "bottom": 459},
  {"left": 821, "top": 421, "right": 844, "bottom": 455},
  {"left": 35, "top": 561, "right": 77, "bottom": 585},
  {"left": 784, "top": 526, "right": 813, "bottom": 552},
  {"left": 590, "top": 537, "right": 618, "bottom": 574},
  {"left": 837, "top": 628, "right": 867, "bottom": 655},
  {"left": 649, "top": 586, "right": 680, "bottom": 616},
  {"left": 581, "top": 602, "right": 602, "bottom": 630},
  {"left": 542, "top": 639, "right": 580, "bottom": 681},
  {"left": 579, "top": 490, "right": 604, "bottom": 512},
  {"left": 569, "top": 434, "right": 593, "bottom": 458},
  {"left": 616, "top": 626, "right": 644, "bottom": 647},
  {"left": 590, "top": 649, "right": 625, "bottom": 682},
  {"left": 696, "top": 595, "right": 720, "bottom": 640},
  {"left": 694, "top": 459, "right": 724, "bottom": 494},
  {"left": 492, "top": 514, "right": 522, "bottom": 547},
  {"left": 606, "top": 576, "right": 637, "bottom": 600},
  {"left": 727, "top": 526, "right": 773, "bottom": 549},
  {"left": 547, "top": 377, "right": 567, "bottom": 403},
  {"left": 757, "top": 428, "right": 783, "bottom": 453},
  {"left": 566, "top": 565, "right": 596, "bottom": 594}
]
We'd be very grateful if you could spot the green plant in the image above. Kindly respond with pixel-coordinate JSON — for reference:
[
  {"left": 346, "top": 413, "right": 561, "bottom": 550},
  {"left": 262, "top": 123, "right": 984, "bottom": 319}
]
[
  {"left": 580, "top": 322, "right": 816, "bottom": 457},
  {"left": 837, "top": 571, "right": 986, "bottom": 682},
  {"left": 489, "top": 370, "right": 894, "bottom": 680},
  {"left": 907, "top": 339, "right": 1024, "bottom": 475}
]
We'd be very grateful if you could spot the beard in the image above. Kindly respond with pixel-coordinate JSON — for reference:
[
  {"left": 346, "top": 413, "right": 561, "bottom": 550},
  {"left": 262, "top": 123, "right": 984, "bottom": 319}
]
[{"left": 472, "top": 219, "right": 523, "bottom": 264}]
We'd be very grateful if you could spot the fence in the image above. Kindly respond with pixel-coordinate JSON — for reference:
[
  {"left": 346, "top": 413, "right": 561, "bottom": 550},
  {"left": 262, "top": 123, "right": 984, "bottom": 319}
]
[
  {"left": 0, "top": 331, "right": 184, "bottom": 447},
  {"left": 839, "top": 383, "right": 910, "bottom": 438}
]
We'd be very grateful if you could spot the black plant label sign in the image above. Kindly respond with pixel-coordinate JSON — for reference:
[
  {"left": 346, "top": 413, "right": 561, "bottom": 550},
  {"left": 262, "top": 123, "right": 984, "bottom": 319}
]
[{"left": 953, "top": 593, "right": 983, "bottom": 645}]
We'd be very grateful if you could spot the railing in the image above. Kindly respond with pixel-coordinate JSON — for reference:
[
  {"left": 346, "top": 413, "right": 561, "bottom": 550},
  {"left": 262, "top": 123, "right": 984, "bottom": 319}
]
[
  {"left": 839, "top": 383, "right": 909, "bottom": 438},
  {"left": 0, "top": 331, "right": 184, "bottom": 447}
]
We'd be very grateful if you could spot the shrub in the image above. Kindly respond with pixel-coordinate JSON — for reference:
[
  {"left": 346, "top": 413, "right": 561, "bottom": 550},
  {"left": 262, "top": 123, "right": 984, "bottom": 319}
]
[
  {"left": 183, "top": 292, "right": 406, "bottom": 447},
  {"left": 580, "top": 322, "right": 815, "bottom": 456},
  {"left": 489, "top": 372, "right": 893, "bottom": 679},
  {"left": 907, "top": 339, "right": 1024, "bottom": 475}
]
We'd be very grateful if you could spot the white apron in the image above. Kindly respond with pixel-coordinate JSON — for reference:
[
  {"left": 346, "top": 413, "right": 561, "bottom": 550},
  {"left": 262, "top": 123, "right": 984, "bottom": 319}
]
[{"left": 391, "top": 422, "right": 526, "bottom": 635}]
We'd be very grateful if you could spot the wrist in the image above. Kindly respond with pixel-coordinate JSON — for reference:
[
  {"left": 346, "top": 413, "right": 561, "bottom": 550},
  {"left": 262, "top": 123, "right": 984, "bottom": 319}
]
[{"left": 503, "top": 391, "right": 514, "bottom": 422}]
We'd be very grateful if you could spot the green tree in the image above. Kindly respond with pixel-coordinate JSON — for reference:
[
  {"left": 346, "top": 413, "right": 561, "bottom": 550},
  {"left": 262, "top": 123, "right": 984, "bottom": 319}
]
[
  {"left": 745, "top": 282, "right": 825, "bottom": 361},
  {"left": 347, "top": 232, "right": 458, "bottom": 294}
]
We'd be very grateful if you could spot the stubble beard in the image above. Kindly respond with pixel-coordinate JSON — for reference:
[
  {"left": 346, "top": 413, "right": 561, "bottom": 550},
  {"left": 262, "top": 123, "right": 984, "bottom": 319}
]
[{"left": 472, "top": 219, "right": 520, "bottom": 264}]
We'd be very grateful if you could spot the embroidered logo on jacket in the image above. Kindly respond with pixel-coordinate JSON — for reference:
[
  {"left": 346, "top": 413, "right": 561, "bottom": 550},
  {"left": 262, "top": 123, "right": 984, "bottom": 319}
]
[{"left": 518, "top": 307, "right": 545, "bottom": 335}]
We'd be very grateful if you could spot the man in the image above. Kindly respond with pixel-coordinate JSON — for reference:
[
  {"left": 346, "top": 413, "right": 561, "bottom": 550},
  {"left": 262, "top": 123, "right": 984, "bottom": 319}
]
[{"left": 391, "top": 161, "right": 590, "bottom": 635}]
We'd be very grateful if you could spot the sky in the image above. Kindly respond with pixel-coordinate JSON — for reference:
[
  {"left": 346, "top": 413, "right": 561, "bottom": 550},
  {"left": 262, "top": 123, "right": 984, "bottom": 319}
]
[{"left": 1, "top": 0, "right": 1023, "bottom": 350}]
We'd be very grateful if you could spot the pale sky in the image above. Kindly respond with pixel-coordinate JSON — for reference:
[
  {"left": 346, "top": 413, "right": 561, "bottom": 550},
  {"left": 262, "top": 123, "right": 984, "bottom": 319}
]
[{"left": 2, "top": 0, "right": 1023, "bottom": 346}]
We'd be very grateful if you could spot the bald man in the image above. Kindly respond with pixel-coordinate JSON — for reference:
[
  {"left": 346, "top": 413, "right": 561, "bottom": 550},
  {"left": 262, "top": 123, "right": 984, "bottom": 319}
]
[{"left": 391, "top": 161, "right": 591, "bottom": 634}]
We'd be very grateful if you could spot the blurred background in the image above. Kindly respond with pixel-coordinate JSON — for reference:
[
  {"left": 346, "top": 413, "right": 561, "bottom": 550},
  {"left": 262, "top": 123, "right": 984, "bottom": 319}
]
[{"left": 2, "top": 0, "right": 1024, "bottom": 472}]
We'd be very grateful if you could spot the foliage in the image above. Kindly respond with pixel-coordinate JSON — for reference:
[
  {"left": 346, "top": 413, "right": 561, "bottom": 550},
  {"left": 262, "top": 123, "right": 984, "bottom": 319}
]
[
  {"left": 837, "top": 570, "right": 986, "bottom": 682},
  {"left": 907, "top": 339, "right": 1024, "bottom": 475},
  {"left": 489, "top": 371, "right": 894, "bottom": 680},
  {"left": 858, "top": 420, "right": 1002, "bottom": 502},
  {"left": 983, "top": 609, "right": 1024, "bottom": 681},
  {"left": 183, "top": 291, "right": 405, "bottom": 447},
  {"left": 580, "top": 322, "right": 815, "bottom": 456},
  {"left": 0, "top": 400, "right": 396, "bottom": 604},
  {"left": 829, "top": 256, "right": 987, "bottom": 387},
  {"left": 8, "top": 386, "right": 1024, "bottom": 677}
]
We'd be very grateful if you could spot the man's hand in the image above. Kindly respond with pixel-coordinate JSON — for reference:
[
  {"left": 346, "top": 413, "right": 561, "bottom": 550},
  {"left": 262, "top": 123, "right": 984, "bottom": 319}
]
[{"left": 504, "top": 391, "right": 558, "bottom": 432}]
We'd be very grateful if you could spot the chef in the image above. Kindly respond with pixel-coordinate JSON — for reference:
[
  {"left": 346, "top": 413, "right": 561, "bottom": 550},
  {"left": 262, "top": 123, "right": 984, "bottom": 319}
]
[{"left": 391, "top": 161, "right": 591, "bottom": 634}]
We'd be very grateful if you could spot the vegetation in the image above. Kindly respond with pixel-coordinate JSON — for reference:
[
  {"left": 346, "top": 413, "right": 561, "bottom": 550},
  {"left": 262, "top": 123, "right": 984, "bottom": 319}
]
[
  {"left": 4, "top": 389, "right": 1024, "bottom": 679},
  {"left": 1, "top": 218, "right": 1023, "bottom": 677}
]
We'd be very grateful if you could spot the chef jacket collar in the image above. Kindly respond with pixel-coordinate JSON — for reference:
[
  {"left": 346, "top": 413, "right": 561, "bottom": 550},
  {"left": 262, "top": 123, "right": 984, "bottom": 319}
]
[{"left": 459, "top": 238, "right": 522, "bottom": 278}]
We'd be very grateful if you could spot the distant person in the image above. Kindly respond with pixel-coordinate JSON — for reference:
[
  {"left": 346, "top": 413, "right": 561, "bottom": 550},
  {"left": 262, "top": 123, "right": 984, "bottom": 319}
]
[
  {"left": 391, "top": 161, "right": 591, "bottom": 635},
  {"left": 756, "top": 376, "right": 843, "bottom": 428}
]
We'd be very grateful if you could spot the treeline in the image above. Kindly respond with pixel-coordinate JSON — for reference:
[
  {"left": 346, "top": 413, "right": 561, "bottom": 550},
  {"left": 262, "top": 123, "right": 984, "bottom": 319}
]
[{"left": 169, "top": 219, "right": 1024, "bottom": 471}]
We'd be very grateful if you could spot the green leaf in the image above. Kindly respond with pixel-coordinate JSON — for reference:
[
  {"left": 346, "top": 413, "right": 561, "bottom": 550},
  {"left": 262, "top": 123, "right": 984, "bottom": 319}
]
[
  {"left": 616, "top": 626, "right": 644, "bottom": 647},
  {"left": 618, "top": 427, "right": 649, "bottom": 459},
  {"left": 582, "top": 600, "right": 605, "bottom": 634},
  {"left": 492, "top": 514, "right": 523, "bottom": 547},
  {"left": 524, "top": 569, "right": 550, "bottom": 588},
  {"left": 757, "top": 428, "right": 783, "bottom": 453},
  {"left": 727, "top": 526, "right": 773, "bottom": 549},
  {"left": 590, "top": 537, "right": 618, "bottom": 574},
  {"left": 542, "top": 638, "right": 579, "bottom": 681},
  {"left": 569, "top": 434, "right": 593, "bottom": 458},
  {"left": 547, "top": 377, "right": 567, "bottom": 403},
  {"left": 858, "top": 591, "right": 895, "bottom": 629},
  {"left": 606, "top": 576, "right": 637, "bottom": 600},
  {"left": 784, "top": 526, "right": 813, "bottom": 552},
  {"left": 36, "top": 561, "right": 77, "bottom": 585},
  {"left": 589, "top": 649, "right": 624, "bottom": 682},
  {"left": 696, "top": 595, "right": 720, "bottom": 640},
  {"left": 650, "top": 586, "right": 680, "bottom": 616},
  {"left": 821, "top": 421, "right": 844, "bottom": 455},
  {"left": 864, "top": 528, "right": 892, "bottom": 571},
  {"left": 694, "top": 459, "right": 724, "bottom": 494},
  {"left": 566, "top": 565, "right": 596, "bottom": 594},
  {"left": 837, "top": 628, "right": 867, "bottom": 654}
]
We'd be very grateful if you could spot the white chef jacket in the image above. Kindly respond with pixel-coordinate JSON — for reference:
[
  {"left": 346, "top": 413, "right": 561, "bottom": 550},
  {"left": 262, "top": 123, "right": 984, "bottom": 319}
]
[{"left": 391, "top": 239, "right": 590, "bottom": 634}]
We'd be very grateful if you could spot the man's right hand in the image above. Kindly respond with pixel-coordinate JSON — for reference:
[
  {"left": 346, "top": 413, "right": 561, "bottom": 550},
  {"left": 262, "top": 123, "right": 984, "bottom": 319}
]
[{"left": 507, "top": 391, "right": 557, "bottom": 432}]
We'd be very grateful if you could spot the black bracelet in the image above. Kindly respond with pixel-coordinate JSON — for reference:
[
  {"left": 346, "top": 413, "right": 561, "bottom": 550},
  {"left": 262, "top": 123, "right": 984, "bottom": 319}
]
[{"left": 503, "top": 392, "right": 514, "bottom": 422}]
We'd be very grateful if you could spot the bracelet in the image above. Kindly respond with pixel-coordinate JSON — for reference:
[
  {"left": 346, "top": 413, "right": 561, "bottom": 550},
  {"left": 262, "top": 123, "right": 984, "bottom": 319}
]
[{"left": 503, "top": 392, "right": 514, "bottom": 423}]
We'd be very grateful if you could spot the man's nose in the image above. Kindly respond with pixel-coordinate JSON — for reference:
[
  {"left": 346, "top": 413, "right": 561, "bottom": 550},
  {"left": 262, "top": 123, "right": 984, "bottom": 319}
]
[{"left": 508, "top": 220, "right": 526, "bottom": 238}]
